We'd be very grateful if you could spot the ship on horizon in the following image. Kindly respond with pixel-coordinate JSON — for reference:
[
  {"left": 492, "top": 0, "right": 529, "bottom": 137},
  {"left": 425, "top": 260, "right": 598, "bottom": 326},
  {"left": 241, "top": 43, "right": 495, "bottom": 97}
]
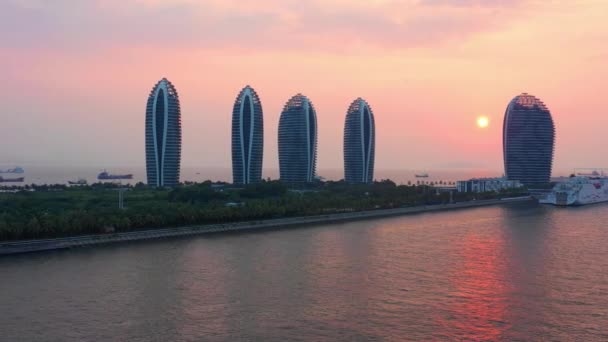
[
  {"left": 0, "top": 167, "right": 24, "bottom": 174},
  {"left": 576, "top": 170, "right": 602, "bottom": 177},
  {"left": 68, "top": 178, "right": 88, "bottom": 185},
  {"left": 415, "top": 173, "right": 429, "bottom": 178},
  {"left": 0, "top": 176, "right": 24, "bottom": 183},
  {"left": 97, "top": 170, "right": 133, "bottom": 180}
]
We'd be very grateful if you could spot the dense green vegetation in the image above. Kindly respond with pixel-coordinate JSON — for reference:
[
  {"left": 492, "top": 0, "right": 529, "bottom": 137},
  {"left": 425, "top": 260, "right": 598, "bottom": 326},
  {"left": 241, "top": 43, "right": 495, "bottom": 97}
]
[{"left": 0, "top": 180, "right": 527, "bottom": 241}]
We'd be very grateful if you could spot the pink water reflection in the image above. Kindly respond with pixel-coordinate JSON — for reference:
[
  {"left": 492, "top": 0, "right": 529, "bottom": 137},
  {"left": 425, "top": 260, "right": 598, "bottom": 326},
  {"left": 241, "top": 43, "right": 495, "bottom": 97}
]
[{"left": 437, "top": 233, "right": 512, "bottom": 340}]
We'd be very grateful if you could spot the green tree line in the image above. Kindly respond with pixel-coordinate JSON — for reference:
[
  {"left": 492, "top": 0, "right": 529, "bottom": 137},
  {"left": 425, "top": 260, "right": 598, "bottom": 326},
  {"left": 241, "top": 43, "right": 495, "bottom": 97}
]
[{"left": 0, "top": 180, "right": 527, "bottom": 241}]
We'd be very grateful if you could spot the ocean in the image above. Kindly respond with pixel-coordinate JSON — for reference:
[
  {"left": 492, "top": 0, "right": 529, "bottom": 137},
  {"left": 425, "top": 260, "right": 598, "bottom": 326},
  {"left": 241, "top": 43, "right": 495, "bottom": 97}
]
[{"left": 1, "top": 202, "right": 607, "bottom": 340}]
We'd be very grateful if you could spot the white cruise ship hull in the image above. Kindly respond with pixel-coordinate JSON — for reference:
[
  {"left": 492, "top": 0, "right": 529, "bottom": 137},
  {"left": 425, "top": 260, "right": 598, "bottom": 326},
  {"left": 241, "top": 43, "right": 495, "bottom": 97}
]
[{"left": 541, "top": 179, "right": 608, "bottom": 206}]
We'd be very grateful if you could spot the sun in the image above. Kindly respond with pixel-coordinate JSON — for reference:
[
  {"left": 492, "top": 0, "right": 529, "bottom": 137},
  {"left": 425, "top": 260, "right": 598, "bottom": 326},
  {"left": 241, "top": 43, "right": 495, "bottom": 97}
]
[{"left": 477, "top": 116, "right": 489, "bottom": 128}]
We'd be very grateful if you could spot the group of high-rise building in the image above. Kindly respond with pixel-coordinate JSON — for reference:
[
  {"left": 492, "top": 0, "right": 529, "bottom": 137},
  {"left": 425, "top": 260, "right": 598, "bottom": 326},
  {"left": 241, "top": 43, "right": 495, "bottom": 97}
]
[
  {"left": 145, "top": 78, "right": 377, "bottom": 187},
  {"left": 145, "top": 78, "right": 555, "bottom": 188}
]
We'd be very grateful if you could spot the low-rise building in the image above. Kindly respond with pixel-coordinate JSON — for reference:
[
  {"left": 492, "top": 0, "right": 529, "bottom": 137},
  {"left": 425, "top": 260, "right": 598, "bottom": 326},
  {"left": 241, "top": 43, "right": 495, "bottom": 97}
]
[{"left": 456, "top": 177, "right": 523, "bottom": 193}]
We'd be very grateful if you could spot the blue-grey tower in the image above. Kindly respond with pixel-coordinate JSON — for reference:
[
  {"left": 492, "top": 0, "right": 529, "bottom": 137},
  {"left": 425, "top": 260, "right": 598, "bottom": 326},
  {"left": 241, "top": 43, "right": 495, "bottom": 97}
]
[
  {"left": 278, "top": 94, "right": 318, "bottom": 183},
  {"left": 503, "top": 93, "right": 555, "bottom": 185},
  {"left": 231, "top": 85, "right": 264, "bottom": 185},
  {"left": 344, "top": 98, "right": 375, "bottom": 184},
  {"left": 145, "top": 78, "right": 181, "bottom": 187}
]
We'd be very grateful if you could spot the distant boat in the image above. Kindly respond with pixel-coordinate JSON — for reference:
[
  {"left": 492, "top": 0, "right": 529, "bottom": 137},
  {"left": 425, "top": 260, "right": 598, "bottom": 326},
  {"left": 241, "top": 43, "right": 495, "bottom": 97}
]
[
  {"left": 415, "top": 173, "right": 429, "bottom": 178},
  {"left": 0, "top": 167, "right": 24, "bottom": 174},
  {"left": 68, "top": 178, "right": 88, "bottom": 185},
  {"left": 0, "top": 176, "right": 24, "bottom": 183},
  {"left": 97, "top": 170, "right": 133, "bottom": 180},
  {"left": 577, "top": 170, "right": 601, "bottom": 177}
]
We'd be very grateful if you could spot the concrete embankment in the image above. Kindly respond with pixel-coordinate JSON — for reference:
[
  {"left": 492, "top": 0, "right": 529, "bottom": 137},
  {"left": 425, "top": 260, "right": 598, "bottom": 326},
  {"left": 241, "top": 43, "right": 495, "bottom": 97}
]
[{"left": 0, "top": 197, "right": 533, "bottom": 256}]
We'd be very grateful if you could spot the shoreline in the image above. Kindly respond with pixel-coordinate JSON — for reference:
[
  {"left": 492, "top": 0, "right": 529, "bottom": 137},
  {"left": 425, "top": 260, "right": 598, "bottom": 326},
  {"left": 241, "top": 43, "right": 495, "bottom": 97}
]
[{"left": 0, "top": 196, "right": 534, "bottom": 256}]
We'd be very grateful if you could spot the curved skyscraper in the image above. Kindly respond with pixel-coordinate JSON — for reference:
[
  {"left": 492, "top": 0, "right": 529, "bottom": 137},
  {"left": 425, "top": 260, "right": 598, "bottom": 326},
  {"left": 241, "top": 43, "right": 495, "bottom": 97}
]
[
  {"left": 278, "top": 94, "right": 317, "bottom": 183},
  {"left": 145, "top": 78, "right": 181, "bottom": 187},
  {"left": 344, "top": 98, "right": 375, "bottom": 184},
  {"left": 231, "top": 85, "right": 264, "bottom": 185},
  {"left": 503, "top": 93, "right": 555, "bottom": 185}
]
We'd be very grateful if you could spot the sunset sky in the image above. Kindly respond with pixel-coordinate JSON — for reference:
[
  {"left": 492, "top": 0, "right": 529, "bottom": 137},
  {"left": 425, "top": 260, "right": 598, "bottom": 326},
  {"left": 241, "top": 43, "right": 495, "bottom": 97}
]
[{"left": 2, "top": 0, "right": 607, "bottom": 175}]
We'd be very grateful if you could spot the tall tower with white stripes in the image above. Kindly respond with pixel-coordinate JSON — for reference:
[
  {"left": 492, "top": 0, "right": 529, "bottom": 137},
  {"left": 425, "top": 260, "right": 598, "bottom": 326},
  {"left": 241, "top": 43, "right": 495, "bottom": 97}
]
[
  {"left": 231, "top": 85, "right": 264, "bottom": 185},
  {"left": 145, "top": 78, "right": 181, "bottom": 187},
  {"left": 344, "top": 98, "right": 375, "bottom": 184},
  {"left": 278, "top": 94, "right": 318, "bottom": 183}
]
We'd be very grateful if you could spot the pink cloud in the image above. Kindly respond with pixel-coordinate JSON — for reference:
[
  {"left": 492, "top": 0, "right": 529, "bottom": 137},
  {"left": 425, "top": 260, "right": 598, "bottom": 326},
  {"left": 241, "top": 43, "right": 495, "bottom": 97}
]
[
  {"left": 2, "top": 0, "right": 531, "bottom": 52},
  {"left": 1, "top": 0, "right": 608, "bottom": 174}
]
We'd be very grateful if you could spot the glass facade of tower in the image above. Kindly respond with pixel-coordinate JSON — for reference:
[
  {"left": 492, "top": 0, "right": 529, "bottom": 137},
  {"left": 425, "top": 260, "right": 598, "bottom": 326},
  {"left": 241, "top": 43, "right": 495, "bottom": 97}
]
[
  {"left": 344, "top": 98, "right": 375, "bottom": 184},
  {"left": 278, "top": 94, "right": 318, "bottom": 183},
  {"left": 145, "top": 78, "right": 181, "bottom": 187},
  {"left": 231, "top": 86, "right": 264, "bottom": 185},
  {"left": 503, "top": 93, "right": 555, "bottom": 185}
]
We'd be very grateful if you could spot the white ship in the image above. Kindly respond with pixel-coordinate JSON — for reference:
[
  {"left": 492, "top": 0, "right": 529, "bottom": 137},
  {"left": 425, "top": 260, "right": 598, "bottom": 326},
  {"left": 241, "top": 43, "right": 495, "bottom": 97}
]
[
  {"left": 0, "top": 166, "right": 24, "bottom": 174},
  {"left": 540, "top": 173, "right": 608, "bottom": 206}
]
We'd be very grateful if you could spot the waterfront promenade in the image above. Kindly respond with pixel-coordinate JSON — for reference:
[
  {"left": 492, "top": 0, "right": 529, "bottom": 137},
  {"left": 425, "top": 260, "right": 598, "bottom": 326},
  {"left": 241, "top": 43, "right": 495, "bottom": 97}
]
[{"left": 0, "top": 197, "right": 532, "bottom": 255}]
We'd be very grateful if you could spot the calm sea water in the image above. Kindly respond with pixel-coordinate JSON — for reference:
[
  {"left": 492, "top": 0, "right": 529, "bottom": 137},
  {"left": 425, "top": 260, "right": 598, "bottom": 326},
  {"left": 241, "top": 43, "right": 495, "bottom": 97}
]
[
  {"left": 1, "top": 202, "right": 608, "bottom": 341},
  {"left": 2, "top": 165, "right": 500, "bottom": 185}
]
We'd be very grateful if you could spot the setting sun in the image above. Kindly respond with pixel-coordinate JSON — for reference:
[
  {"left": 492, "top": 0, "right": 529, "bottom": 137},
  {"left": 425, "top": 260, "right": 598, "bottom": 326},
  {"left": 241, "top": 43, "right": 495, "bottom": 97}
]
[{"left": 477, "top": 116, "right": 489, "bottom": 128}]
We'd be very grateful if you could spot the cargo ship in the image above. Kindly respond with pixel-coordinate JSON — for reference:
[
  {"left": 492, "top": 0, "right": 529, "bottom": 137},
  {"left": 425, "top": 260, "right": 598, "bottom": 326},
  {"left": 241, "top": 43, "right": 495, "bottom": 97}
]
[
  {"left": 0, "top": 176, "right": 24, "bottom": 183},
  {"left": 415, "top": 173, "right": 429, "bottom": 178},
  {"left": 0, "top": 167, "right": 24, "bottom": 174},
  {"left": 540, "top": 173, "right": 608, "bottom": 206},
  {"left": 97, "top": 170, "right": 133, "bottom": 180},
  {"left": 68, "top": 178, "right": 88, "bottom": 185}
]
